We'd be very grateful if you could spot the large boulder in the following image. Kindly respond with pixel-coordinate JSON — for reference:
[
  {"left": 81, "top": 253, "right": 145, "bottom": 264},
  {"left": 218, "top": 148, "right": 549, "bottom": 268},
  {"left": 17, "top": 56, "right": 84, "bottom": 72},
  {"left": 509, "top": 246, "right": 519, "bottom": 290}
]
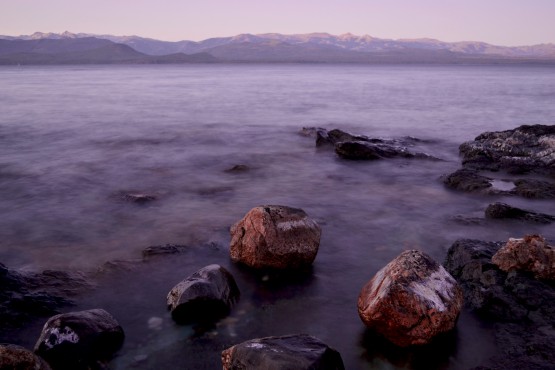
[
  {"left": 34, "top": 309, "right": 124, "bottom": 370},
  {"left": 459, "top": 124, "right": 555, "bottom": 175},
  {"left": 221, "top": 334, "right": 345, "bottom": 370},
  {"left": 357, "top": 250, "right": 463, "bottom": 347},
  {"left": 0, "top": 344, "right": 51, "bottom": 370},
  {"left": 229, "top": 206, "right": 321, "bottom": 269},
  {"left": 485, "top": 202, "right": 555, "bottom": 223},
  {"left": 166, "top": 264, "right": 240, "bottom": 324},
  {"left": 492, "top": 234, "right": 555, "bottom": 281},
  {"left": 444, "top": 238, "right": 555, "bottom": 369}
]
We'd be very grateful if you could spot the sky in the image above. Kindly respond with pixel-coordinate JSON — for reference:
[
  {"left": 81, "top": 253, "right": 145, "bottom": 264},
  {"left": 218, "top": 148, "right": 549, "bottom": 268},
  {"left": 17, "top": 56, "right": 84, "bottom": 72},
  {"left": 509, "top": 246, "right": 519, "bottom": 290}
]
[{"left": 1, "top": 0, "right": 554, "bottom": 46}]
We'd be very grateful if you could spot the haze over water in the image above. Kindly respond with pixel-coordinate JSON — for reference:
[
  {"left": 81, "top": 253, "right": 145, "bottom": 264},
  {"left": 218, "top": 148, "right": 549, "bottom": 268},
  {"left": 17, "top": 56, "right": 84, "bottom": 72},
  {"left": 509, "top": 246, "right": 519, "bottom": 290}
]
[{"left": 1, "top": 64, "right": 555, "bottom": 369}]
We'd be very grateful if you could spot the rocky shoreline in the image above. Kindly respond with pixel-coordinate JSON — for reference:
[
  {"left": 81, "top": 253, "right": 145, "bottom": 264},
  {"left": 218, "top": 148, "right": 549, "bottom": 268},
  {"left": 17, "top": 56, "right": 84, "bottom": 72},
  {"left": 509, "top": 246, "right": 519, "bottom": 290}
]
[{"left": 2, "top": 124, "right": 554, "bottom": 369}]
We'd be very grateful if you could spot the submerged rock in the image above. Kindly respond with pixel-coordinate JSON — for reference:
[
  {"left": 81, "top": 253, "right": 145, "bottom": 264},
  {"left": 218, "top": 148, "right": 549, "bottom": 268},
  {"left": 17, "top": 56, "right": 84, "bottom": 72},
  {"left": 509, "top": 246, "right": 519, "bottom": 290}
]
[
  {"left": 459, "top": 124, "right": 555, "bottom": 175},
  {"left": 485, "top": 202, "right": 555, "bottom": 223},
  {"left": 229, "top": 205, "right": 321, "bottom": 269},
  {"left": 0, "top": 263, "right": 89, "bottom": 333},
  {"left": 492, "top": 234, "right": 555, "bottom": 281},
  {"left": 443, "top": 169, "right": 493, "bottom": 193},
  {"left": 225, "top": 164, "right": 251, "bottom": 173},
  {"left": 357, "top": 250, "right": 463, "bottom": 347},
  {"left": 34, "top": 308, "right": 124, "bottom": 370},
  {"left": 118, "top": 191, "right": 157, "bottom": 204},
  {"left": 142, "top": 244, "right": 190, "bottom": 259},
  {"left": 0, "top": 344, "right": 51, "bottom": 370},
  {"left": 221, "top": 334, "right": 345, "bottom": 370},
  {"left": 167, "top": 264, "right": 240, "bottom": 324}
]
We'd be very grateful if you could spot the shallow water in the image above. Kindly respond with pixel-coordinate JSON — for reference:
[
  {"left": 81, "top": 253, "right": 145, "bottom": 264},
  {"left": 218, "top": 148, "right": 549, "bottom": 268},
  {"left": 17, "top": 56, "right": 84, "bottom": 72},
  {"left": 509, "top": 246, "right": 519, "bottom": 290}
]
[{"left": 1, "top": 64, "right": 554, "bottom": 369}]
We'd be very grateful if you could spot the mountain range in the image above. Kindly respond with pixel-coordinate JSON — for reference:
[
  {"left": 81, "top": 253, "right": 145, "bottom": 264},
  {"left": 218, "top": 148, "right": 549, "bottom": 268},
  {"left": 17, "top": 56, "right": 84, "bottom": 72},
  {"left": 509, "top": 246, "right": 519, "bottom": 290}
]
[{"left": 1, "top": 31, "right": 554, "bottom": 65}]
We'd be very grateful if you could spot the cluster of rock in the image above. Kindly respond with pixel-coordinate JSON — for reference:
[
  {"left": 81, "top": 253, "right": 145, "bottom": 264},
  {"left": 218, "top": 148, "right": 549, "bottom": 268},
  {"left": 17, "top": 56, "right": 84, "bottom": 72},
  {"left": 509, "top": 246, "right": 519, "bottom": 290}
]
[
  {"left": 444, "top": 235, "right": 555, "bottom": 369},
  {"left": 444, "top": 124, "right": 555, "bottom": 199},
  {"left": 0, "top": 308, "right": 124, "bottom": 370},
  {"left": 301, "top": 127, "right": 438, "bottom": 160}
]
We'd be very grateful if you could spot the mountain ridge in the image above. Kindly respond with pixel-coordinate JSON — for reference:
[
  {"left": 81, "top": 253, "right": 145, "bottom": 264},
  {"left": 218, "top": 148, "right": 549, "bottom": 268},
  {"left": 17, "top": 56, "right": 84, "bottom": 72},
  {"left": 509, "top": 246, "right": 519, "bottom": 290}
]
[{"left": 1, "top": 32, "right": 554, "bottom": 65}]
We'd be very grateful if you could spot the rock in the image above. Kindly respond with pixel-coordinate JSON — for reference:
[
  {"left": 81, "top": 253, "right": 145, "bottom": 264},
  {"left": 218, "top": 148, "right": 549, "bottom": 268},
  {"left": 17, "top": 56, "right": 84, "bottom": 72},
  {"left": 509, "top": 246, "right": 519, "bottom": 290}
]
[
  {"left": 119, "top": 191, "right": 157, "bottom": 204},
  {"left": 0, "top": 264, "right": 90, "bottom": 334},
  {"left": 229, "top": 205, "right": 321, "bottom": 269},
  {"left": 34, "top": 308, "right": 124, "bottom": 370},
  {"left": 0, "top": 344, "right": 51, "bottom": 370},
  {"left": 225, "top": 164, "right": 251, "bottom": 173},
  {"left": 357, "top": 250, "right": 463, "bottom": 347},
  {"left": 221, "top": 334, "right": 345, "bottom": 370},
  {"left": 511, "top": 178, "right": 555, "bottom": 199},
  {"left": 492, "top": 235, "right": 555, "bottom": 280},
  {"left": 485, "top": 203, "right": 555, "bottom": 223},
  {"left": 444, "top": 238, "right": 555, "bottom": 369},
  {"left": 166, "top": 264, "right": 240, "bottom": 324},
  {"left": 443, "top": 169, "right": 493, "bottom": 193},
  {"left": 459, "top": 124, "right": 555, "bottom": 175},
  {"left": 142, "top": 244, "right": 190, "bottom": 259}
]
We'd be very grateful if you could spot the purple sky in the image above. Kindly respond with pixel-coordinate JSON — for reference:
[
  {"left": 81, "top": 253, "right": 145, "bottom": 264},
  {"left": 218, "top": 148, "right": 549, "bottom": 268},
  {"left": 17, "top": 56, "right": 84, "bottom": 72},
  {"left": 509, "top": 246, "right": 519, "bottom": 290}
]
[{"left": 2, "top": 0, "right": 554, "bottom": 46}]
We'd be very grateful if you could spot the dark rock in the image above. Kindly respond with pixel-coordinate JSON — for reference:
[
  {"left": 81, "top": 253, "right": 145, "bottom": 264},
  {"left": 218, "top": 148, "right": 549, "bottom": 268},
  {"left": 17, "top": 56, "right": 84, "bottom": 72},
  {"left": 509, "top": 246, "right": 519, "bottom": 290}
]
[
  {"left": 0, "top": 344, "right": 51, "bottom": 370},
  {"left": 459, "top": 124, "right": 555, "bottom": 175},
  {"left": 229, "top": 205, "right": 321, "bottom": 269},
  {"left": 221, "top": 334, "right": 345, "bottom": 370},
  {"left": 511, "top": 178, "right": 555, "bottom": 199},
  {"left": 444, "top": 238, "right": 555, "bottom": 369},
  {"left": 492, "top": 234, "right": 555, "bottom": 280},
  {"left": 142, "top": 244, "right": 190, "bottom": 259},
  {"left": 485, "top": 202, "right": 555, "bottom": 223},
  {"left": 443, "top": 169, "right": 493, "bottom": 193},
  {"left": 358, "top": 250, "right": 463, "bottom": 347},
  {"left": 225, "top": 164, "right": 251, "bottom": 173},
  {"left": 167, "top": 264, "right": 240, "bottom": 324},
  {"left": 0, "top": 264, "right": 89, "bottom": 332},
  {"left": 34, "top": 308, "right": 124, "bottom": 370},
  {"left": 119, "top": 191, "right": 157, "bottom": 204}
]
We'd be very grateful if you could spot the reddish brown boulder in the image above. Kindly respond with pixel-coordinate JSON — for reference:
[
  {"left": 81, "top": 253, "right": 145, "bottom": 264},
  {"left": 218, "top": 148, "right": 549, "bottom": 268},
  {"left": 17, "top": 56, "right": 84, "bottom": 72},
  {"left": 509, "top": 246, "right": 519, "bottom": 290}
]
[
  {"left": 0, "top": 344, "right": 51, "bottom": 370},
  {"left": 357, "top": 250, "right": 463, "bottom": 347},
  {"left": 492, "top": 234, "right": 555, "bottom": 280},
  {"left": 229, "top": 205, "right": 321, "bottom": 269}
]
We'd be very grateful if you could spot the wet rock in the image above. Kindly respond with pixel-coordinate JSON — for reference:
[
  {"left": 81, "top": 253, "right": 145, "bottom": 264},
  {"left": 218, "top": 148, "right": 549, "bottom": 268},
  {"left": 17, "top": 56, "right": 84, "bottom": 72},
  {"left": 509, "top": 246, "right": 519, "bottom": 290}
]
[
  {"left": 167, "top": 264, "right": 240, "bottom": 324},
  {"left": 221, "top": 334, "right": 345, "bottom": 370},
  {"left": 443, "top": 169, "right": 493, "bottom": 193},
  {"left": 34, "top": 308, "right": 124, "bottom": 370},
  {"left": 492, "top": 234, "right": 555, "bottom": 280},
  {"left": 229, "top": 205, "right": 321, "bottom": 269},
  {"left": 459, "top": 124, "right": 555, "bottom": 175},
  {"left": 0, "top": 264, "right": 89, "bottom": 333},
  {"left": 444, "top": 238, "right": 555, "bottom": 369},
  {"left": 119, "top": 191, "right": 157, "bottom": 204},
  {"left": 511, "top": 178, "right": 555, "bottom": 199},
  {"left": 357, "top": 250, "right": 463, "bottom": 347},
  {"left": 142, "top": 244, "right": 190, "bottom": 259},
  {"left": 0, "top": 344, "right": 51, "bottom": 370},
  {"left": 485, "top": 202, "right": 555, "bottom": 223},
  {"left": 225, "top": 164, "right": 251, "bottom": 173},
  {"left": 335, "top": 141, "right": 413, "bottom": 160}
]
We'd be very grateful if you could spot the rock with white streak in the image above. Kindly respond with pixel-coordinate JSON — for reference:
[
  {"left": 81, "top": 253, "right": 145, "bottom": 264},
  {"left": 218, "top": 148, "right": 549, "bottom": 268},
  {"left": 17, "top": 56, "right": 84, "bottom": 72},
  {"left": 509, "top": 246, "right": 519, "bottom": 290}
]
[
  {"left": 229, "top": 205, "right": 321, "bottom": 269},
  {"left": 358, "top": 250, "right": 463, "bottom": 347},
  {"left": 34, "top": 308, "right": 124, "bottom": 370},
  {"left": 221, "top": 334, "right": 345, "bottom": 370},
  {"left": 492, "top": 234, "right": 555, "bottom": 280}
]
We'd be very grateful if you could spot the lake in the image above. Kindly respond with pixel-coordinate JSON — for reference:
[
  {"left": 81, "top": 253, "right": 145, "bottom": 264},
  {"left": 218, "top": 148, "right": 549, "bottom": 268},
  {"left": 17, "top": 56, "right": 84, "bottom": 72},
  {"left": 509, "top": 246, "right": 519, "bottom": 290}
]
[{"left": 1, "top": 64, "right": 554, "bottom": 369}]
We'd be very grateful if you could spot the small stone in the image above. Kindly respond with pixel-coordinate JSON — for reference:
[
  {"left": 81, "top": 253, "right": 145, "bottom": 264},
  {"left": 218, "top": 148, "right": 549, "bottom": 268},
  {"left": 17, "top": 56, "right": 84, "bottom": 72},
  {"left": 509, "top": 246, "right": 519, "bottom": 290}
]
[{"left": 358, "top": 250, "right": 463, "bottom": 347}]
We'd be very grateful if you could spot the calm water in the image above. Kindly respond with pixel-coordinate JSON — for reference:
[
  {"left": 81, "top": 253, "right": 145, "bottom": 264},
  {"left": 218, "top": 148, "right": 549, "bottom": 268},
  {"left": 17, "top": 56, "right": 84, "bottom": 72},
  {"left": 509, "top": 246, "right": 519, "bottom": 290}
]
[{"left": 1, "top": 64, "right": 554, "bottom": 369}]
